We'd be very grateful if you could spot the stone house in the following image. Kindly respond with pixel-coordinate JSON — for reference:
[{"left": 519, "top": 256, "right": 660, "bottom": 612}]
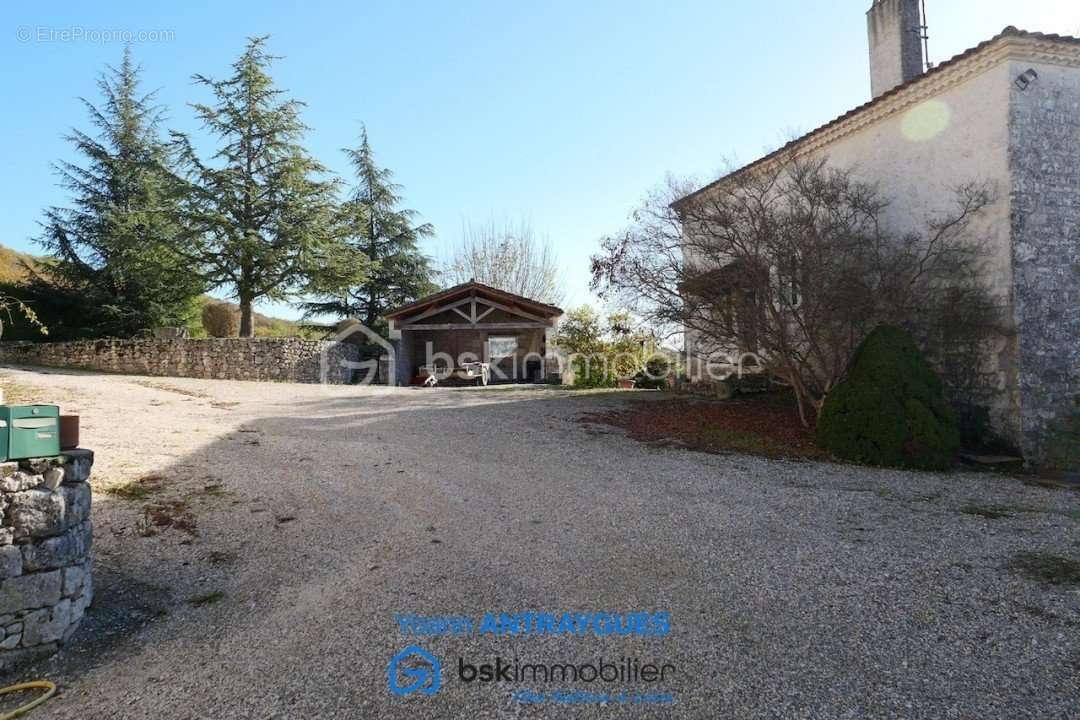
[{"left": 674, "top": 0, "right": 1080, "bottom": 463}]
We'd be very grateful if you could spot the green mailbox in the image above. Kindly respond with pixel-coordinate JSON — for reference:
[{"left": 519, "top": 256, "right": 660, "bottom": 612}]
[{"left": 0, "top": 405, "right": 60, "bottom": 461}]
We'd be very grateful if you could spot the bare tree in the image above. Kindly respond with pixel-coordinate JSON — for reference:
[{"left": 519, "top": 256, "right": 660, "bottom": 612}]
[
  {"left": 444, "top": 217, "right": 564, "bottom": 305},
  {"left": 591, "top": 153, "right": 1001, "bottom": 426}
]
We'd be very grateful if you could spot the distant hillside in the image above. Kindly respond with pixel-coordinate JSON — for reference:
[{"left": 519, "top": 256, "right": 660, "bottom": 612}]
[
  {"left": 198, "top": 297, "right": 319, "bottom": 338},
  {"left": 0, "top": 242, "right": 318, "bottom": 339},
  {"left": 0, "top": 244, "right": 45, "bottom": 285}
]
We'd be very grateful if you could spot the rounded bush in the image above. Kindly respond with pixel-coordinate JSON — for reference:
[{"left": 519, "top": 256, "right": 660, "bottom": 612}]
[
  {"left": 201, "top": 302, "right": 239, "bottom": 338},
  {"left": 818, "top": 324, "right": 959, "bottom": 471}
]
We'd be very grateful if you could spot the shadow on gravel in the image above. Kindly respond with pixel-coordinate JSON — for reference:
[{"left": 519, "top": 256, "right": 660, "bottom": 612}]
[
  {"left": 8, "top": 385, "right": 1080, "bottom": 718},
  {"left": 3, "top": 390, "right": 625, "bottom": 683},
  {"left": 10, "top": 562, "right": 172, "bottom": 683}
]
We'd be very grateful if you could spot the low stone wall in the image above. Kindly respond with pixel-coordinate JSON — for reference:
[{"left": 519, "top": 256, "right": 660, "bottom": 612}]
[
  {"left": 0, "top": 450, "right": 93, "bottom": 671},
  {"left": 0, "top": 338, "right": 360, "bottom": 384}
]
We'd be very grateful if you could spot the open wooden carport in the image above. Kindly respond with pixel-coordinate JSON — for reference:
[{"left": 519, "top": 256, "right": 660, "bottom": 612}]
[{"left": 384, "top": 281, "right": 563, "bottom": 386}]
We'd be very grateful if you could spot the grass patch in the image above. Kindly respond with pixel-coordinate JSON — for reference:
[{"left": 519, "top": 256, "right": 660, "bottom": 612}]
[
  {"left": 141, "top": 500, "right": 197, "bottom": 535},
  {"left": 200, "top": 481, "right": 227, "bottom": 497},
  {"left": 130, "top": 380, "right": 211, "bottom": 399},
  {"left": 1008, "top": 552, "right": 1080, "bottom": 585},
  {"left": 0, "top": 377, "right": 41, "bottom": 405},
  {"left": 189, "top": 590, "right": 225, "bottom": 606},
  {"left": 958, "top": 504, "right": 1014, "bottom": 520},
  {"left": 100, "top": 474, "right": 166, "bottom": 500},
  {"left": 957, "top": 504, "right": 1080, "bottom": 522}
]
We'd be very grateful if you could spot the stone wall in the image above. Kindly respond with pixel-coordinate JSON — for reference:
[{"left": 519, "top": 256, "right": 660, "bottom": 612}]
[
  {"left": 0, "top": 450, "right": 93, "bottom": 671},
  {"left": 1008, "top": 59, "right": 1080, "bottom": 464},
  {"left": 0, "top": 338, "right": 360, "bottom": 384}
]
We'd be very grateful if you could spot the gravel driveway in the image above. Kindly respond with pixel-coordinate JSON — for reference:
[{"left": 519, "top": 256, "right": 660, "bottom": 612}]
[{"left": 0, "top": 367, "right": 1077, "bottom": 719}]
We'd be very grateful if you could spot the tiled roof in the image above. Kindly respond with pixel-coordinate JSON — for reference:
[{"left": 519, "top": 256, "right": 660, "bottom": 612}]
[{"left": 384, "top": 280, "right": 564, "bottom": 320}]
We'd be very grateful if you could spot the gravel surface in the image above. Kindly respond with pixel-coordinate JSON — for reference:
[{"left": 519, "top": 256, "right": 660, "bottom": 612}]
[{"left": 0, "top": 367, "right": 1077, "bottom": 719}]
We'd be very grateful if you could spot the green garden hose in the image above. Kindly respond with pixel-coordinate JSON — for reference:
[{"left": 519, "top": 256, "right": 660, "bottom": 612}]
[{"left": 0, "top": 680, "right": 56, "bottom": 719}]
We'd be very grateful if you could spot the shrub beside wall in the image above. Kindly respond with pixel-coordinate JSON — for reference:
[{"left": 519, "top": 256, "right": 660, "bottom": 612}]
[
  {"left": 201, "top": 302, "right": 240, "bottom": 338},
  {"left": 818, "top": 325, "right": 961, "bottom": 471}
]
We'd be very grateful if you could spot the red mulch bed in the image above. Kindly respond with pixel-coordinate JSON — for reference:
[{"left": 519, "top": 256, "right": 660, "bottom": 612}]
[{"left": 580, "top": 393, "right": 827, "bottom": 460}]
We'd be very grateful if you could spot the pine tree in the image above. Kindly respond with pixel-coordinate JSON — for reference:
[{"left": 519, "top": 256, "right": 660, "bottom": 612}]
[
  {"left": 35, "top": 46, "right": 203, "bottom": 338},
  {"left": 174, "top": 36, "right": 338, "bottom": 337},
  {"left": 301, "top": 126, "right": 436, "bottom": 331}
]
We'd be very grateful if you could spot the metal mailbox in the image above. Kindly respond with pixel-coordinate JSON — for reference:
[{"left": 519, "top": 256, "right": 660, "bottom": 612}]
[{"left": 0, "top": 405, "right": 61, "bottom": 461}]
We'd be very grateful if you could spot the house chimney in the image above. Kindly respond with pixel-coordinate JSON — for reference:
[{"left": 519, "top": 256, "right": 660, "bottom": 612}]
[{"left": 867, "top": 0, "right": 926, "bottom": 98}]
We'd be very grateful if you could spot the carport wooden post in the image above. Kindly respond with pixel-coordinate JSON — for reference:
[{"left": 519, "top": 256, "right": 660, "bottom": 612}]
[{"left": 387, "top": 319, "right": 412, "bottom": 387}]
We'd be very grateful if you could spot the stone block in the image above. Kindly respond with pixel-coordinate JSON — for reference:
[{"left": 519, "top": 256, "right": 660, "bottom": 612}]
[
  {"left": 42, "top": 468, "right": 64, "bottom": 492},
  {"left": 0, "top": 633, "right": 19, "bottom": 650},
  {"left": 72, "top": 587, "right": 91, "bottom": 621},
  {"left": 0, "top": 471, "right": 43, "bottom": 494},
  {"left": 20, "top": 522, "right": 91, "bottom": 573},
  {"left": 8, "top": 489, "right": 66, "bottom": 540},
  {"left": 22, "top": 599, "right": 70, "bottom": 647},
  {"left": 18, "top": 458, "right": 58, "bottom": 476},
  {"left": 61, "top": 563, "right": 86, "bottom": 598},
  {"left": 61, "top": 483, "right": 91, "bottom": 528},
  {"left": 60, "top": 450, "right": 94, "bottom": 484},
  {"left": 0, "top": 547, "right": 21, "bottom": 580},
  {"left": 0, "top": 571, "right": 61, "bottom": 614}
]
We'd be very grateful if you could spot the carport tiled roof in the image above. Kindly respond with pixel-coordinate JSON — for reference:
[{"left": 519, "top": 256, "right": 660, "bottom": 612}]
[{"left": 383, "top": 281, "right": 564, "bottom": 320}]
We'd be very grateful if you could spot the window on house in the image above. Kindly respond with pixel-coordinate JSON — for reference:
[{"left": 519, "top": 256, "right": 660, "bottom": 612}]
[
  {"left": 487, "top": 336, "right": 517, "bottom": 359},
  {"left": 772, "top": 254, "right": 802, "bottom": 308}
]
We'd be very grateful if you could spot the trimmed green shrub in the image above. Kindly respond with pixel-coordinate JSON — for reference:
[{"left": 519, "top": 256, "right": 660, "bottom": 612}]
[{"left": 818, "top": 324, "right": 960, "bottom": 471}]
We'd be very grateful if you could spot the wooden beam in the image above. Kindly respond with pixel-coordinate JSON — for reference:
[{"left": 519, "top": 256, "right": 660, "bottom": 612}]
[
  {"left": 401, "top": 296, "right": 474, "bottom": 325},
  {"left": 473, "top": 297, "right": 547, "bottom": 323},
  {"left": 403, "top": 322, "right": 549, "bottom": 330}
]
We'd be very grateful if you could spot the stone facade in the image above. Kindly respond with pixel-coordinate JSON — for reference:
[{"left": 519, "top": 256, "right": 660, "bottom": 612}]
[
  {"left": 1008, "top": 59, "right": 1080, "bottom": 462},
  {"left": 0, "top": 450, "right": 94, "bottom": 671},
  {"left": 0, "top": 338, "right": 360, "bottom": 384}
]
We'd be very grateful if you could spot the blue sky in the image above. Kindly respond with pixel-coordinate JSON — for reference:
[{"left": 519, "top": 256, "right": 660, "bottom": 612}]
[{"left": 2, "top": 1, "right": 1078, "bottom": 320}]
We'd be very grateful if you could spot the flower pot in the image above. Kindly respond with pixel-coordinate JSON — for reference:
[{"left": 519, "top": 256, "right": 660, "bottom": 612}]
[
  {"left": 617, "top": 379, "right": 636, "bottom": 390},
  {"left": 59, "top": 415, "right": 80, "bottom": 451}
]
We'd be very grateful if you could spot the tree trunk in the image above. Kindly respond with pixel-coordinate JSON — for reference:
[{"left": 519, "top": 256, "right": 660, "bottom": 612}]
[{"left": 238, "top": 297, "right": 254, "bottom": 338}]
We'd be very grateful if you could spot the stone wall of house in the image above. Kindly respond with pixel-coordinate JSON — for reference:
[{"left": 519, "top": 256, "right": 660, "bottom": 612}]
[
  {"left": 0, "top": 338, "right": 361, "bottom": 384},
  {"left": 0, "top": 450, "right": 94, "bottom": 671},
  {"left": 1008, "top": 59, "right": 1080, "bottom": 464}
]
